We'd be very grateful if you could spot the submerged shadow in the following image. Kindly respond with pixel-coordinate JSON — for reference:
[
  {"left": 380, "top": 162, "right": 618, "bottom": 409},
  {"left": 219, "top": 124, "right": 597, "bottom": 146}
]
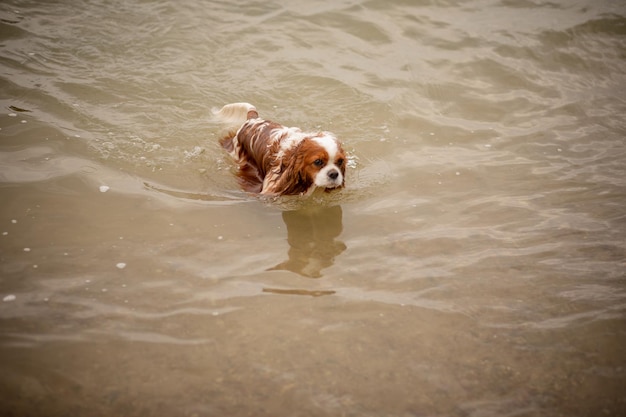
[{"left": 268, "top": 205, "right": 346, "bottom": 278}]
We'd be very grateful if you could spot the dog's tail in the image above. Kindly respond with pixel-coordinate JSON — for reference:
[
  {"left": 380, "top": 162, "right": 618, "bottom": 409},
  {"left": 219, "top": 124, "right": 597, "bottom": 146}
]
[{"left": 212, "top": 102, "right": 259, "bottom": 125}]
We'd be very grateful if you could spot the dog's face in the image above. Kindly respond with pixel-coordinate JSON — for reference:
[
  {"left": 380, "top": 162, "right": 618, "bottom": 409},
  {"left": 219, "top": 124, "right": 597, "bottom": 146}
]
[{"left": 299, "top": 135, "right": 346, "bottom": 191}]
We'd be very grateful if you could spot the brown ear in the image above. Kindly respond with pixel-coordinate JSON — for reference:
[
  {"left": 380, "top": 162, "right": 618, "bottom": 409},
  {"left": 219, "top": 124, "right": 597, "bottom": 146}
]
[{"left": 269, "top": 146, "right": 311, "bottom": 195}]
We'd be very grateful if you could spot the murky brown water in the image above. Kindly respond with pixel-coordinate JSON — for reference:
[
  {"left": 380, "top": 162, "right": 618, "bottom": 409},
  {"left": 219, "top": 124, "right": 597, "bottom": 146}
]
[{"left": 1, "top": 0, "right": 625, "bottom": 416}]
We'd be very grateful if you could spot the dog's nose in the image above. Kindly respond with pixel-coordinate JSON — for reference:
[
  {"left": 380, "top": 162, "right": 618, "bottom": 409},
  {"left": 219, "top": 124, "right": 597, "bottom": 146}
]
[{"left": 328, "top": 169, "right": 339, "bottom": 180}]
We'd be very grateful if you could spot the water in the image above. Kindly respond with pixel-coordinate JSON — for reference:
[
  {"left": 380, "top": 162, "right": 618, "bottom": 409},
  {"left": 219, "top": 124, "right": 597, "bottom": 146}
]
[{"left": 1, "top": 0, "right": 625, "bottom": 416}]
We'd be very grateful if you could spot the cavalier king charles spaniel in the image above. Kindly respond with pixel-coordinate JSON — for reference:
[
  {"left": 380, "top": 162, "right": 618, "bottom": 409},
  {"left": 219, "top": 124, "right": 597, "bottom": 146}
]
[{"left": 215, "top": 103, "right": 346, "bottom": 196}]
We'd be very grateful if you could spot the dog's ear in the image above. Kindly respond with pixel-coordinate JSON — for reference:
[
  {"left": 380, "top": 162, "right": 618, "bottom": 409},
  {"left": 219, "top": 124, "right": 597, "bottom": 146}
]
[{"left": 270, "top": 145, "right": 311, "bottom": 195}]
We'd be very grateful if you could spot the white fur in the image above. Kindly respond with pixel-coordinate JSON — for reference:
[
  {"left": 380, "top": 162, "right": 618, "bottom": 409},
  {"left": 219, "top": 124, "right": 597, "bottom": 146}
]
[
  {"left": 313, "top": 133, "right": 343, "bottom": 189},
  {"left": 213, "top": 102, "right": 257, "bottom": 126},
  {"left": 312, "top": 134, "right": 339, "bottom": 160}
]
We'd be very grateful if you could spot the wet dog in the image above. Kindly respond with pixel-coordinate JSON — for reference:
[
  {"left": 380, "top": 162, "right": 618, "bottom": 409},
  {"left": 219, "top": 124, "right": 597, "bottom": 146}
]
[{"left": 215, "top": 103, "right": 346, "bottom": 195}]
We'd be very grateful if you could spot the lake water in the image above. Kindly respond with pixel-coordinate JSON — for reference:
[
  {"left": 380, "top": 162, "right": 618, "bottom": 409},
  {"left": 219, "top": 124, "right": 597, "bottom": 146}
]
[{"left": 1, "top": 0, "right": 625, "bottom": 416}]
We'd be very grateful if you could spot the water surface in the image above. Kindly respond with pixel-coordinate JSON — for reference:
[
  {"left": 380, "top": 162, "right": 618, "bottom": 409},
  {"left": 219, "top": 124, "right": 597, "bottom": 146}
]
[{"left": 1, "top": 0, "right": 625, "bottom": 416}]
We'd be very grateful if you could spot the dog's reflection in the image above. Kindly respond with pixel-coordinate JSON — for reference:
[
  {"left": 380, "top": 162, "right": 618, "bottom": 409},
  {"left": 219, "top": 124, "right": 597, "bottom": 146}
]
[{"left": 269, "top": 205, "right": 346, "bottom": 278}]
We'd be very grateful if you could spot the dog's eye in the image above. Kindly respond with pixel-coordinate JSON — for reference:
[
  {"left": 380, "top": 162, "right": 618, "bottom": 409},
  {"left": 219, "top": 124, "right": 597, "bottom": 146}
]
[
  {"left": 337, "top": 158, "right": 345, "bottom": 166},
  {"left": 313, "top": 159, "right": 324, "bottom": 167}
]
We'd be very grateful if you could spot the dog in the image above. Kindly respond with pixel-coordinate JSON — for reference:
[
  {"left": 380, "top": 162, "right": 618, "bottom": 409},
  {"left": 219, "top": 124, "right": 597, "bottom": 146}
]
[{"left": 215, "top": 103, "right": 346, "bottom": 196}]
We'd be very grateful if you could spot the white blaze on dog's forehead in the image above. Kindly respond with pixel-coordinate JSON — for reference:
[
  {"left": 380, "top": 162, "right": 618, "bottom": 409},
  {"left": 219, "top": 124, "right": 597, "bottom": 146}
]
[{"left": 312, "top": 134, "right": 339, "bottom": 159}]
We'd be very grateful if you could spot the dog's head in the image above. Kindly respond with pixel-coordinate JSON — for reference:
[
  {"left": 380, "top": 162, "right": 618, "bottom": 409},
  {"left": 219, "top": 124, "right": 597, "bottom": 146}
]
[
  {"left": 274, "top": 132, "right": 346, "bottom": 195},
  {"left": 302, "top": 134, "right": 346, "bottom": 190}
]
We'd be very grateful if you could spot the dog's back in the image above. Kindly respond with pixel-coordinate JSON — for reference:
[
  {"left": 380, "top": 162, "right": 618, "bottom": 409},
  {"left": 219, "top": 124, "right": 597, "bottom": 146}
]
[{"left": 215, "top": 103, "right": 275, "bottom": 193}]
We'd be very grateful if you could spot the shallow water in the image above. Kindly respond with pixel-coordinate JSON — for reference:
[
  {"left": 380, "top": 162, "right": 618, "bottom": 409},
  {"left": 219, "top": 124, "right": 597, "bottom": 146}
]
[{"left": 1, "top": 0, "right": 625, "bottom": 416}]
